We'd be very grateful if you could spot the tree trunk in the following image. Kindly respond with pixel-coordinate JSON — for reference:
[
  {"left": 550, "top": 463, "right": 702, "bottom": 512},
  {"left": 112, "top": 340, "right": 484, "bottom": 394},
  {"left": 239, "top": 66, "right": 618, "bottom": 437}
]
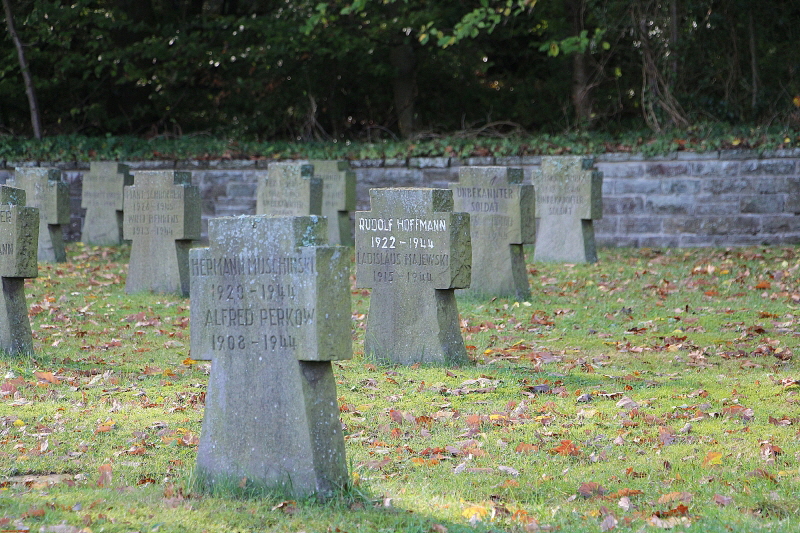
[
  {"left": 567, "top": 0, "right": 592, "bottom": 126},
  {"left": 669, "top": 0, "right": 678, "bottom": 79},
  {"left": 3, "top": 0, "right": 42, "bottom": 139},
  {"left": 390, "top": 44, "right": 417, "bottom": 139},
  {"left": 748, "top": 10, "right": 760, "bottom": 116}
]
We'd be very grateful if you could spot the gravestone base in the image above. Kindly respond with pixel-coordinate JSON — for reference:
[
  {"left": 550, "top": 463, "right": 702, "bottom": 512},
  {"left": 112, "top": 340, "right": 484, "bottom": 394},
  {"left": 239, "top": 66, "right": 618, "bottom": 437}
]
[
  {"left": 82, "top": 207, "right": 124, "bottom": 246},
  {"left": 534, "top": 218, "right": 598, "bottom": 263},
  {"left": 41, "top": 225, "right": 66, "bottom": 263},
  {"left": 196, "top": 357, "right": 347, "bottom": 498},
  {"left": 365, "top": 287, "right": 467, "bottom": 366},
  {"left": 0, "top": 278, "right": 33, "bottom": 354},
  {"left": 460, "top": 243, "right": 530, "bottom": 301},
  {"left": 127, "top": 239, "right": 193, "bottom": 295}
]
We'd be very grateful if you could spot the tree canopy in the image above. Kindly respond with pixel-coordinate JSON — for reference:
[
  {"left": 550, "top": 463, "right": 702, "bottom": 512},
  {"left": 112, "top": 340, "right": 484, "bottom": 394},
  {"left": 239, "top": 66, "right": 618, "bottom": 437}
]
[{"left": 1, "top": 0, "right": 799, "bottom": 140}]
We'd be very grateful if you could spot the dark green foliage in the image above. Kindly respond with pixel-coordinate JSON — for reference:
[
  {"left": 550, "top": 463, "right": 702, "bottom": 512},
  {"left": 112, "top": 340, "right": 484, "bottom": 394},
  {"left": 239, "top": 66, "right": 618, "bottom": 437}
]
[{"left": 1, "top": 0, "right": 800, "bottom": 139}]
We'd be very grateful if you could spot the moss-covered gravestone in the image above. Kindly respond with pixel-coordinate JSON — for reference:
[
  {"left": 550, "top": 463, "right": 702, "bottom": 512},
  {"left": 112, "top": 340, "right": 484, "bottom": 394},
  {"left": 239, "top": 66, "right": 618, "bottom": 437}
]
[
  {"left": 256, "top": 162, "right": 322, "bottom": 217},
  {"left": 310, "top": 160, "right": 356, "bottom": 246},
  {"left": 123, "top": 171, "right": 201, "bottom": 296},
  {"left": 190, "top": 215, "right": 351, "bottom": 498},
  {"left": 9, "top": 168, "right": 69, "bottom": 263},
  {"left": 81, "top": 162, "right": 133, "bottom": 245},
  {"left": 0, "top": 186, "right": 39, "bottom": 354},
  {"left": 355, "top": 188, "right": 471, "bottom": 365},
  {"left": 531, "top": 156, "right": 603, "bottom": 263},
  {"left": 450, "top": 167, "right": 535, "bottom": 300}
]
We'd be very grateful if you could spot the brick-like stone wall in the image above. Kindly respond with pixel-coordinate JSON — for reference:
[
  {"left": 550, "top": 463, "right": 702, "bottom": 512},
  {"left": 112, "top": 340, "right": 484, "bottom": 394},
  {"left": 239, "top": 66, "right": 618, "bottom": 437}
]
[{"left": 1, "top": 150, "right": 798, "bottom": 247}]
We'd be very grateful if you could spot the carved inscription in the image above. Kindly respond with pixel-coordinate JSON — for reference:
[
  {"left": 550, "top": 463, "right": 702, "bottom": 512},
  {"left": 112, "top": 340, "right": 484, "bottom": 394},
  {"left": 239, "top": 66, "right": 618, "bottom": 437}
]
[
  {"left": 0, "top": 208, "right": 14, "bottom": 257},
  {"left": 356, "top": 217, "right": 450, "bottom": 284},
  {"left": 191, "top": 254, "right": 316, "bottom": 354},
  {"left": 536, "top": 170, "right": 587, "bottom": 217},
  {"left": 125, "top": 188, "right": 184, "bottom": 237}
]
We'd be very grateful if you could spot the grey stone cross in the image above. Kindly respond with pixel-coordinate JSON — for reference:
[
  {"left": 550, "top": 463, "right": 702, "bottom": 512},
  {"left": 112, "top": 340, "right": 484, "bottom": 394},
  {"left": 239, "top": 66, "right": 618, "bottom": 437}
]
[
  {"left": 123, "top": 171, "right": 201, "bottom": 295},
  {"left": 450, "top": 166, "right": 535, "bottom": 300},
  {"left": 81, "top": 162, "right": 133, "bottom": 245},
  {"left": 9, "top": 168, "right": 69, "bottom": 262},
  {"left": 190, "top": 215, "right": 351, "bottom": 497},
  {"left": 355, "top": 188, "right": 471, "bottom": 365},
  {"left": 310, "top": 160, "right": 356, "bottom": 246},
  {"left": 531, "top": 156, "right": 603, "bottom": 263},
  {"left": 0, "top": 186, "right": 39, "bottom": 354},
  {"left": 256, "top": 162, "right": 322, "bottom": 217}
]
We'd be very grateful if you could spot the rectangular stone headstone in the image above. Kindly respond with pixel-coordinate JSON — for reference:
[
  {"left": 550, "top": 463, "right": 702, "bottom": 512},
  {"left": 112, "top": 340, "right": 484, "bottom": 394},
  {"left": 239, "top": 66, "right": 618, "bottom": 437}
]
[
  {"left": 531, "top": 156, "right": 603, "bottom": 263},
  {"left": 123, "top": 171, "right": 201, "bottom": 296},
  {"left": 310, "top": 160, "right": 356, "bottom": 246},
  {"left": 0, "top": 186, "right": 39, "bottom": 354},
  {"left": 450, "top": 167, "right": 535, "bottom": 300},
  {"left": 355, "top": 188, "right": 471, "bottom": 365},
  {"left": 81, "top": 162, "right": 133, "bottom": 245},
  {"left": 256, "top": 162, "right": 322, "bottom": 217},
  {"left": 190, "top": 215, "right": 351, "bottom": 498},
  {"left": 9, "top": 168, "right": 69, "bottom": 262}
]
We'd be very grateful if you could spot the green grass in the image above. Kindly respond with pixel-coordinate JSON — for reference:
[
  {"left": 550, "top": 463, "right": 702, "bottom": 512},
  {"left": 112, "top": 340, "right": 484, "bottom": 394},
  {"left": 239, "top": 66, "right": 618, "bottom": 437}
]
[{"left": 2, "top": 243, "right": 800, "bottom": 532}]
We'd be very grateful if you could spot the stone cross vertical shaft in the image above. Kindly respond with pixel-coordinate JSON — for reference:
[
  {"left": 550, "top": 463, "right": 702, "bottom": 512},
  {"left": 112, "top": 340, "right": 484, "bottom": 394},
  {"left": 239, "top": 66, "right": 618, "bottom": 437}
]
[
  {"left": 123, "top": 171, "right": 201, "bottom": 296},
  {"left": 310, "top": 160, "right": 356, "bottom": 246},
  {"left": 10, "top": 168, "right": 69, "bottom": 262},
  {"left": 256, "top": 162, "right": 322, "bottom": 217},
  {"left": 451, "top": 166, "right": 536, "bottom": 300},
  {"left": 81, "top": 162, "right": 133, "bottom": 245},
  {"left": 531, "top": 156, "right": 603, "bottom": 263},
  {"left": 190, "top": 215, "right": 351, "bottom": 497},
  {"left": 0, "top": 186, "right": 39, "bottom": 354},
  {"left": 355, "top": 188, "right": 471, "bottom": 365}
]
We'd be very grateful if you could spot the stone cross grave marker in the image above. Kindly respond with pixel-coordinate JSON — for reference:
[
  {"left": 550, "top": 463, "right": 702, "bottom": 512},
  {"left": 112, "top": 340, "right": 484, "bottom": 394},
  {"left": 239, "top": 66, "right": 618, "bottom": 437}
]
[
  {"left": 256, "top": 161, "right": 322, "bottom": 217},
  {"left": 190, "top": 215, "right": 351, "bottom": 497},
  {"left": 531, "top": 156, "right": 603, "bottom": 263},
  {"left": 81, "top": 162, "right": 133, "bottom": 245},
  {"left": 0, "top": 186, "right": 39, "bottom": 354},
  {"left": 310, "top": 160, "right": 356, "bottom": 246},
  {"left": 123, "top": 171, "right": 200, "bottom": 296},
  {"left": 450, "top": 166, "right": 535, "bottom": 300},
  {"left": 355, "top": 188, "right": 471, "bottom": 365},
  {"left": 10, "top": 167, "right": 69, "bottom": 262}
]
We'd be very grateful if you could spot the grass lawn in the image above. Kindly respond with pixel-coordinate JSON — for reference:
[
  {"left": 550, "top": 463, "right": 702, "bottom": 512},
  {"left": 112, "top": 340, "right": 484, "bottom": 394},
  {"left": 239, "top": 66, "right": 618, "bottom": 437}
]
[{"left": 1, "top": 243, "right": 799, "bottom": 533}]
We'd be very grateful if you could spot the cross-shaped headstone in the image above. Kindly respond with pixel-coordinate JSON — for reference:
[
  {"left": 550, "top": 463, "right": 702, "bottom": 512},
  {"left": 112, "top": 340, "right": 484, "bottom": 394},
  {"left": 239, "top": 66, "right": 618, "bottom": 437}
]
[
  {"left": 310, "top": 160, "right": 356, "bottom": 246},
  {"left": 450, "top": 166, "right": 535, "bottom": 300},
  {"left": 9, "top": 167, "right": 69, "bottom": 262},
  {"left": 531, "top": 156, "right": 603, "bottom": 263},
  {"left": 123, "top": 171, "right": 201, "bottom": 296},
  {"left": 81, "top": 162, "right": 133, "bottom": 245},
  {"left": 0, "top": 186, "right": 39, "bottom": 354},
  {"left": 190, "top": 215, "right": 351, "bottom": 497},
  {"left": 355, "top": 188, "right": 471, "bottom": 365},
  {"left": 256, "top": 162, "right": 322, "bottom": 217}
]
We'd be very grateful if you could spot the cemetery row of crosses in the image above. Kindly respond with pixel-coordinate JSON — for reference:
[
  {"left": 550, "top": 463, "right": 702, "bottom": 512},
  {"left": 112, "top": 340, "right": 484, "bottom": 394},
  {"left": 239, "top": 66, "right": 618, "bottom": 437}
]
[{"left": 2, "top": 157, "right": 602, "bottom": 497}]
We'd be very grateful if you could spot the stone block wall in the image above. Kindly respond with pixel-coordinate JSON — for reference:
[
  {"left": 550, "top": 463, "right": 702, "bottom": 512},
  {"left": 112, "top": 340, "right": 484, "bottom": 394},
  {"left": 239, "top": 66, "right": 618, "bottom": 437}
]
[{"left": 1, "top": 150, "right": 799, "bottom": 247}]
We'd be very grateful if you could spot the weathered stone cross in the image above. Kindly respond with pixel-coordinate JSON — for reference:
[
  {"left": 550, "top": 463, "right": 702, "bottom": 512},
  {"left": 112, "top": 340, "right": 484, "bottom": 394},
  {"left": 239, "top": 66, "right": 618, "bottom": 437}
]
[
  {"left": 450, "top": 166, "right": 535, "bottom": 300},
  {"left": 190, "top": 215, "right": 351, "bottom": 497},
  {"left": 123, "top": 171, "right": 201, "bottom": 296},
  {"left": 310, "top": 160, "right": 356, "bottom": 246},
  {"left": 81, "top": 162, "right": 133, "bottom": 245},
  {"left": 10, "top": 167, "right": 69, "bottom": 262},
  {"left": 531, "top": 156, "right": 603, "bottom": 263},
  {"left": 355, "top": 188, "right": 471, "bottom": 365},
  {"left": 256, "top": 161, "right": 322, "bottom": 217},
  {"left": 0, "top": 186, "right": 39, "bottom": 354}
]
